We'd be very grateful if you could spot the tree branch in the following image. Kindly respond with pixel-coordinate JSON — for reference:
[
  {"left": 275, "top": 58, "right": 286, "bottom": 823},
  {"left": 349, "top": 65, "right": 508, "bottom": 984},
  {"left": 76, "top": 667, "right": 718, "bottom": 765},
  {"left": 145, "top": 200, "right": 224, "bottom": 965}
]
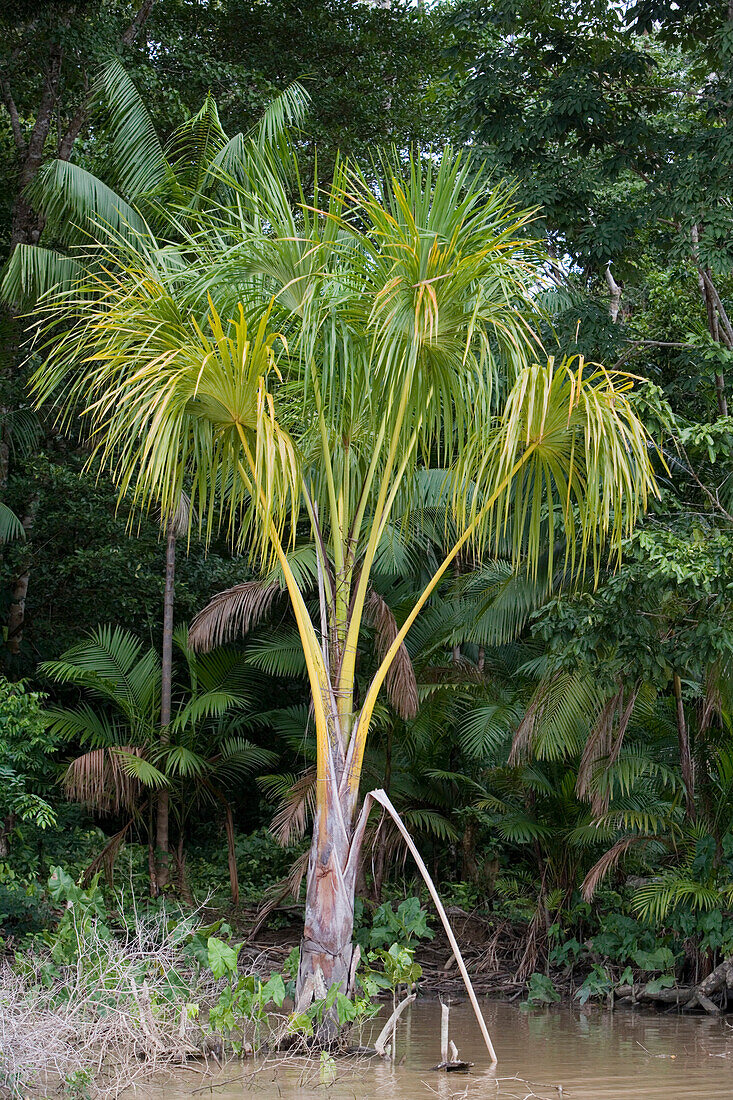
[
  {"left": 121, "top": 0, "right": 157, "bottom": 46},
  {"left": 1, "top": 81, "right": 26, "bottom": 154}
]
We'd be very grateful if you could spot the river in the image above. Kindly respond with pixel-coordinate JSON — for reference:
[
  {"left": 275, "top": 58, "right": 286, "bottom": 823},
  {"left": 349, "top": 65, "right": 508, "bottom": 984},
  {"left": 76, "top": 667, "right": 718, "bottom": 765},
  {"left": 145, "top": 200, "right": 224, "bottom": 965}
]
[{"left": 143, "top": 1000, "right": 733, "bottom": 1099}]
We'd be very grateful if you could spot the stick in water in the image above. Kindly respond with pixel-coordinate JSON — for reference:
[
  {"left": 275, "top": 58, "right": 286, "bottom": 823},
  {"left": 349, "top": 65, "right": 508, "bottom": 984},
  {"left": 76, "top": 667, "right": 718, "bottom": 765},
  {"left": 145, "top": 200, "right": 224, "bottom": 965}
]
[
  {"left": 367, "top": 788, "right": 498, "bottom": 1064},
  {"left": 440, "top": 1001, "right": 449, "bottom": 1064}
]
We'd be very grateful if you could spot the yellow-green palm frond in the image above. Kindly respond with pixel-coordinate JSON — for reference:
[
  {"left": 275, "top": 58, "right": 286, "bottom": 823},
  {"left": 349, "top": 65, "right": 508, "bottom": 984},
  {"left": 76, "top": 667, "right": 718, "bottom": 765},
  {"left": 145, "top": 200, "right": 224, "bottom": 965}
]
[
  {"left": 32, "top": 266, "right": 300, "bottom": 566},
  {"left": 331, "top": 149, "right": 544, "bottom": 446},
  {"left": 456, "top": 356, "right": 659, "bottom": 584}
]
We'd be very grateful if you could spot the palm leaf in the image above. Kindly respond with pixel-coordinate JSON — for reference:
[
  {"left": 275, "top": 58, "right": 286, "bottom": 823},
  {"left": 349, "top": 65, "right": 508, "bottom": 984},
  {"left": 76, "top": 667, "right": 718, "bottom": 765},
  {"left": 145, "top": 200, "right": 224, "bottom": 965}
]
[
  {"left": 365, "top": 588, "right": 418, "bottom": 719},
  {"left": 1, "top": 245, "right": 82, "bottom": 309},
  {"left": 189, "top": 579, "right": 282, "bottom": 652},
  {"left": 0, "top": 502, "right": 25, "bottom": 543},
  {"left": 26, "top": 160, "right": 148, "bottom": 246},
  {"left": 95, "top": 59, "right": 170, "bottom": 199}
]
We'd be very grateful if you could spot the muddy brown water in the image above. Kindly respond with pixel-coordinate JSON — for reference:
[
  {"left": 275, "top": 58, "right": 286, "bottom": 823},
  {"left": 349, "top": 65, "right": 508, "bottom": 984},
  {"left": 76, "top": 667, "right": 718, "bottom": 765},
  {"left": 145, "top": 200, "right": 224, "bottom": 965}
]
[{"left": 145, "top": 1000, "right": 733, "bottom": 1099}]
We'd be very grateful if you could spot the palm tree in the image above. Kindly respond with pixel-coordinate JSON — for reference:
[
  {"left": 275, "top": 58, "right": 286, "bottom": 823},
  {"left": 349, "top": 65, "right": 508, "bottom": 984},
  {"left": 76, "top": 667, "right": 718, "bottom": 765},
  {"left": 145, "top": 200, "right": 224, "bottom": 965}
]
[
  {"left": 40, "top": 624, "right": 276, "bottom": 900},
  {"left": 30, "top": 143, "right": 657, "bottom": 1018}
]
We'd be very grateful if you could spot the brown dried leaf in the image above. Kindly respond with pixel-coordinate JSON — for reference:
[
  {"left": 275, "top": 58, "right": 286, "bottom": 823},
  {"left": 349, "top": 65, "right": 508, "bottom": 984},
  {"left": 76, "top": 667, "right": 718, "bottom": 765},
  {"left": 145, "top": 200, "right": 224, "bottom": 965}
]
[
  {"left": 270, "top": 768, "right": 317, "bottom": 847},
  {"left": 365, "top": 588, "right": 418, "bottom": 719},
  {"left": 189, "top": 580, "right": 281, "bottom": 652}
]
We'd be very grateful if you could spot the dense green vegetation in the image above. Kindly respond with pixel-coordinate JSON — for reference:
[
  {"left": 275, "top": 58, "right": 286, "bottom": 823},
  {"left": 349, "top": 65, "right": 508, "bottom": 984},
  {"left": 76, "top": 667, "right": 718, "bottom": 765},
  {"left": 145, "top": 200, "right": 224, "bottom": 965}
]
[{"left": 1, "top": 2, "right": 733, "bottom": 1080}]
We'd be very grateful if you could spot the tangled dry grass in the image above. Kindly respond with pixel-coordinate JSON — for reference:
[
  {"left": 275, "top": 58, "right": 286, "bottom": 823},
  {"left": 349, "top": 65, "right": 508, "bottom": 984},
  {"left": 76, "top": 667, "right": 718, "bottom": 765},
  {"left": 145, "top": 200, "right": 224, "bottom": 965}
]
[{"left": 0, "top": 897, "right": 228, "bottom": 1099}]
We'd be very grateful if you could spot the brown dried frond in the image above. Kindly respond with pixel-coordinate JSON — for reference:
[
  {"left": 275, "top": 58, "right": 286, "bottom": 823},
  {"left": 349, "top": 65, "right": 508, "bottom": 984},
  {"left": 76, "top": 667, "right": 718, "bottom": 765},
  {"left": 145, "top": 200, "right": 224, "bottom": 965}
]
[
  {"left": 581, "top": 836, "right": 644, "bottom": 901},
  {"left": 64, "top": 747, "right": 143, "bottom": 814},
  {"left": 365, "top": 588, "right": 418, "bottom": 719},
  {"left": 81, "top": 818, "right": 134, "bottom": 887},
  {"left": 287, "top": 847, "right": 309, "bottom": 898},
  {"left": 508, "top": 673, "right": 561, "bottom": 765},
  {"left": 700, "top": 662, "right": 724, "bottom": 734},
  {"left": 514, "top": 906, "right": 545, "bottom": 982},
  {"left": 170, "top": 491, "right": 191, "bottom": 539},
  {"left": 269, "top": 767, "right": 317, "bottom": 847},
  {"left": 576, "top": 684, "right": 638, "bottom": 811},
  {"left": 188, "top": 579, "right": 281, "bottom": 652}
]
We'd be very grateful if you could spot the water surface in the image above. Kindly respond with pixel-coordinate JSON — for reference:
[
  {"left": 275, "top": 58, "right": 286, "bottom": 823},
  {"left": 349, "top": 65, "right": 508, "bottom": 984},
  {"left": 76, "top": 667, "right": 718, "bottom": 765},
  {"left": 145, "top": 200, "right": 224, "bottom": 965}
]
[{"left": 145, "top": 1000, "right": 733, "bottom": 1099}]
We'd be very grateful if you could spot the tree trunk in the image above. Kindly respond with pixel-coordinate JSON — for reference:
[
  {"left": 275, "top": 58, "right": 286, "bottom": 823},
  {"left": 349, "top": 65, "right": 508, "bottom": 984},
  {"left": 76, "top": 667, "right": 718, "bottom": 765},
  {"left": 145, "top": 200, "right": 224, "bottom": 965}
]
[
  {"left": 373, "top": 726, "right": 393, "bottom": 902},
  {"left": 174, "top": 833, "right": 194, "bottom": 906},
  {"left": 604, "top": 264, "right": 622, "bottom": 322},
  {"left": 674, "top": 672, "right": 696, "bottom": 821},
  {"left": 155, "top": 524, "right": 176, "bottom": 891},
  {"left": 147, "top": 800, "right": 158, "bottom": 897},
  {"left": 692, "top": 225, "right": 729, "bottom": 417},
  {"left": 224, "top": 801, "right": 240, "bottom": 907},
  {"left": 461, "top": 817, "right": 478, "bottom": 883},
  {"left": 6, "top": 494, "right": 38, "bottom": 656},
  {"left": 296, "top": 793, "right": 362, "bottom": 1033}
]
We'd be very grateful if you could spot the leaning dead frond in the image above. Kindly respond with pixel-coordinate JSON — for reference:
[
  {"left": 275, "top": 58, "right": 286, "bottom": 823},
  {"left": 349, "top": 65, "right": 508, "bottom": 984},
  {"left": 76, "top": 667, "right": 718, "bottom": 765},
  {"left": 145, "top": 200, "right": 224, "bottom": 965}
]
[
  {"left": 164, "top": 490, "right": 191, "bottom": 540},
  {"left": 581, "top": 836, "right": 647, "bottom": 901},
  {"left": 365, "top": 588, "right": 418, "bottom": 720},
  {"left": 81, "top": 818, "right": 134, "bottom": 887},
  {"left": 64, "top": 746, "right": 144, "bottom": 814},
  {"left": 287, "top": 847, "right": 309, "bottom": 898},
  {"left": 700, "top": 661, "right": 723, "bottom": 734},
  {"left": 189, "top": 579, "right": 282, "bottom": 652},
  {"left": 508, "top": 673, "right": 560, "bottom": 765},
  {"left": 268, "top": 767, "right": 317, "bottom": 847},
  {"left": 576, "top": 684, "right": 638, "bottom": 811}
]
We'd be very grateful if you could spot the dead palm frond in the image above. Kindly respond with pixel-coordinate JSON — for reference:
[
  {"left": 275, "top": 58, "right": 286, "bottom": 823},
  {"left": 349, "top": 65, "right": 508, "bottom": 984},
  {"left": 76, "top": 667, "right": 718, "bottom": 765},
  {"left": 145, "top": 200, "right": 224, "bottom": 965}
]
[
  {"left": 263, "top": 767, "right": 318, "bottom": 847},
  {"left": 365, "top": 588, "right": 418, "bottom": 720},
  {"left": 576, "top": 684, "right": 639, "bottom": 811},
  {"left": 581, "top": 835, "right": 648, "bottom": 901},
  {"left": 508, "top": 672, "right": 561, "bottom": 765},
  {"left": 63, "top": 746, "right": 145, "bottom": 814},
  {"left": 188, "top": 579, "right": 282, "bottom": 652}
]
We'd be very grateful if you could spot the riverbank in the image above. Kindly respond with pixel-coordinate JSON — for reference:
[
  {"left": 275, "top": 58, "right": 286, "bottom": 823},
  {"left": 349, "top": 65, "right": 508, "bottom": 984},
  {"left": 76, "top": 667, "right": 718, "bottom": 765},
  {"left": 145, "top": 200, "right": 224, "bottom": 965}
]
[{"left": 241, "top": 906, "right": 733, "bottom": 1015}]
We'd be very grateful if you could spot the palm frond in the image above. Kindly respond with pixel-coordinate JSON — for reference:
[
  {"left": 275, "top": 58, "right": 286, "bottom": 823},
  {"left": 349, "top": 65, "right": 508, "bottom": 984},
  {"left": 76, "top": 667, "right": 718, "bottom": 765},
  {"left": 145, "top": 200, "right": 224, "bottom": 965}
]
[
  {"left": 266, "top": 767, "right": 317, "bottom": 846},
  {"left": 95, "top": 59, "right": 169, "bottom": 199},
  {"left": 0, "top": 502, "right": 25, "bottom": 543},
  {"left": 0, "top": 245, "right": 82, "bottom": 309},
  {"left": 365, "top": 588, "right": 418, "bottom": 719},
  {"left": 64, "top": 745, "right": 149, "bottom": 813},
  {"left": 189, "top": 579, "right": 282, "bottom": 652},
  {"left": 26, "top": 159, "right": 147, "bottom": 246},
  {"left": 252, "top": 81, "right": 310, "bottom": 149},
  {"left": 581, "top": 836, "right": 648, "bottom": 901},
  {"left": 245, "top": 630, "right": 308, "bottom": 678}
]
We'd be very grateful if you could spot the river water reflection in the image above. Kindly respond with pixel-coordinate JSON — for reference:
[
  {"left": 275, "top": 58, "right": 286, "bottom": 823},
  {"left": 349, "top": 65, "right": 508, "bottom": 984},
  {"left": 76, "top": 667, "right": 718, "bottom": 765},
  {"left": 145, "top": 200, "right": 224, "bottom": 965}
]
[{"left": 146, "top": 1000, "right": 733, "bottom": 1099}]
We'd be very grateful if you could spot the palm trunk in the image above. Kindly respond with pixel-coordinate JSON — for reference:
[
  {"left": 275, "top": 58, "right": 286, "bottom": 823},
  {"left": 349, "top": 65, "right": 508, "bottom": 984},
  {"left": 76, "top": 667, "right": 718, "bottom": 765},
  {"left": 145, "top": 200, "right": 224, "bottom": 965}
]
[
  {"left": 224, "top": 801, "right": 240, "bottom": 907},
  {"left": 6, "top": 493, "right": 38, "bottom": 656},
  {"left": 156, "top": 523, "right": 176, "bottom": 891},
  {"left": 296, "top": 782, "right": 362, "bottom": 1030},
  {"left": 174, "top": 832, "right": 194, "bottom": 906},
  {"left": 674, "top": 672, "right": 696, "bottom": 821}
]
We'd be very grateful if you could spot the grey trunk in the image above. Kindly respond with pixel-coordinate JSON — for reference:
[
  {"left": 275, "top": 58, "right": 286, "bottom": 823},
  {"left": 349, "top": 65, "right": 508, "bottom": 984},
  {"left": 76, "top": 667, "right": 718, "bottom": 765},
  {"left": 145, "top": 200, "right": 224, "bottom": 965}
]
[
  {"left": 296, "top": 794, "right": 363, "bottom": 1037},
  {"left": 6, "top": 494, "right": 39, "bottom": 656},
  {"left": 156, "top": 524, "right": 176, "bottom": 891}
]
